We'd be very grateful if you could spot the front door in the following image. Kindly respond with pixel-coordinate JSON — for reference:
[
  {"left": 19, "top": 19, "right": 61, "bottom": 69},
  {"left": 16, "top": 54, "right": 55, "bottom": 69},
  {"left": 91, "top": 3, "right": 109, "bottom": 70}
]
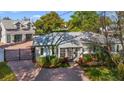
[
  {"left": 67, "top": 48, "right": 80, "bottom": 61},
  {"left": 60, "top": 48, "right": 81, "bottom": 61},
  {"left": 67, "top": 48, "right": 73, "bottom": 60}
]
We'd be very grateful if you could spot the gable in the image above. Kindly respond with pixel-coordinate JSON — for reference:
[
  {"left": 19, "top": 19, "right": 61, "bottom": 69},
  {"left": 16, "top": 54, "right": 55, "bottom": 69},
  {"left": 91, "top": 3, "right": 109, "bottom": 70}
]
[{"left": 1, "top": 19, "right": 33, "bottom": 30}]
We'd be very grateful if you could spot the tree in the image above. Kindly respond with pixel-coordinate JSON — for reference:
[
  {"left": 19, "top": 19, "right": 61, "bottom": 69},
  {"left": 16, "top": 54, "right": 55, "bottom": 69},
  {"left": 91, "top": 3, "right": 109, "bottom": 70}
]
[
  {"left": 35, "top": 29, "right": 44, "bottom": 35},
  {"left": 34, "top": 20, "right": 42, "bottom": 29},
  {"left": 34, "top": 11, "right": 64, "bottom": 34},
  {"left": 99, "top": 11, "right": 113, "bottom": 51},
  {"left": 116, "top": 11, "right": 124, "bottom": 53},
  {"left": 110, "top": 11, "right": 124, "bottom": 53},
  {"left": 68, "top": 11, "right": 100, "bottom": 32},
  {"left": 3, "top": 17, "right": 11, "bottom": 20}
]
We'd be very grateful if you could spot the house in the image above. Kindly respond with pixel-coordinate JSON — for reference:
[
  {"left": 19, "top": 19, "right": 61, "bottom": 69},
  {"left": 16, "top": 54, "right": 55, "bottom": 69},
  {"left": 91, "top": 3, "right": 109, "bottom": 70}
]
[
  {"left": 33, "top": 32, "right": 123, "bottom": 61},
  {"left": 99, "top": 24, "right": 120, "bottom": 37},
  {"left": 0, "top": 18, "right": 35, "bottom": 43}
]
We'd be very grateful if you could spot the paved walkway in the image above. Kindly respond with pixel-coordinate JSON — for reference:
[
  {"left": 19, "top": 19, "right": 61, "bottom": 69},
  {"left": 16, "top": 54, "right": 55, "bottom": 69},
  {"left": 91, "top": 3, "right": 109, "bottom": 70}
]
[
  {"left": 35, "top": 64, "right": 89, "bottom": 81},
  {"left": 7, "top": 60, "right": 41, "bottom": 81},
  {"left": 0, "top": 41, "right": 32, "bottom": 49},
  {"left": 8, "top": 61, "right": 89, "bottom": 81},
  {"left": 6, "top": 41, "right": 33, "bottom": 49}
]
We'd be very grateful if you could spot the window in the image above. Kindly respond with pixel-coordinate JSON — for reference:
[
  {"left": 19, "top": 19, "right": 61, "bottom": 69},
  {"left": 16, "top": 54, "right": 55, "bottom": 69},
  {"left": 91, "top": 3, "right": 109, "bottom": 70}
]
[
  {"left": 111, "top": 45, "right": 115, "bottom": 52},
  {"left": 7, "top": 35, "right": 11, "bottom": 43},
  {"left": 14, "top": 35, "right": 22, "bottom": 42},
  {"left": 41, "top": 48, "right": 44, "bottom": 55},
  {"left": 117, "top": 45, "right": 119, "bottom": 52},
  {"left": 93, "top": 47, "right": 96, "bottom": 52},
  {"left": 26, "top": 34, "right": 32, "bottom": 41},
  {"left": 60, "top": 48, "right": 66, "bottom": 57},
  {"left": 16, "top": 23, "right": 21, "bottom": 30},
  {"left": 27, "top": 23, "right": 31, "bottom": 29},
  {"left": 17, "top": 25, "right": 20, "bottom": 29}
]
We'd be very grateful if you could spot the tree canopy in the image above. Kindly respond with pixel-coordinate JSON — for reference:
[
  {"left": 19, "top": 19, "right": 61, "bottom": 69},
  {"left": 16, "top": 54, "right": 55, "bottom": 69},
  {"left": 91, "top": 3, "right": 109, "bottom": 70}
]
[
  {"left": 68, "top": 11, "right": 100, "bottom": 32},
  {"left": 34, "top": 11, "right": 64, "bottom": 34},
  {"left": 98, "top": 12, "right": 112, "bottom": 28},
  {"left": 34, "top": 11, "right": 113, "bottom": 34}
]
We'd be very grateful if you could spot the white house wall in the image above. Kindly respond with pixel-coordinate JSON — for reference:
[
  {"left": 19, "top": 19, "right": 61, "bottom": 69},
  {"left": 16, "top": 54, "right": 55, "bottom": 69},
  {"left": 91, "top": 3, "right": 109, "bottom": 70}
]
[
  {"left": 0, "top": 22, "right": 7, "bottom": 43},
  {"left": 22, "top": 34, "right": 26, "bottom": 41},
  {"left": 43, "top": 47, "right": 52, "bottom": 56},
  {"left": 116, "top": 44, "right": 123, "bottom": 51},
  {"left": 35, "top": 47, "right": 53, "bottom": 59},
  {"left": 35, "top": 47, "right": 41, "bottom": 60},
  {"left": 34, "top": 43, "right": 90, "bottom": 58}
]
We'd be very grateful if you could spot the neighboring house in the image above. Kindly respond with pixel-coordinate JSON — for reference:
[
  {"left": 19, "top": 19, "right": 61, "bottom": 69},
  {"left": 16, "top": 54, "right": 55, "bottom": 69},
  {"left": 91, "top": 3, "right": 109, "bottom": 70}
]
[
  {"left": 0, "top": 18, "right": 35, "bottom": 43},
  {"left": 33, "top": 32, "right": 123, "bottom": 61},
  {"left": 100, "top": 24, "right": 119, "bottom": 37}
]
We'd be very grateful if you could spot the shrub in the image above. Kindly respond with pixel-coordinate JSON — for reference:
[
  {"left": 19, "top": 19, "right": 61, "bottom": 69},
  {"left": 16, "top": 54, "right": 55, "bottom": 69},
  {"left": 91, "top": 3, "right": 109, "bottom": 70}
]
[
  {"left": 58, "top": 57, "right": 70, "bottom": 67},
  {"left": 111, "top": 54, "right": 124, "bottom": 80},
  {"left": 77, "top": 57, "right": 83, "bottom": 64},
  {"left": 58, "top": 57, "right": 68, "bottom": 63},
  {"left": 36, "top": 56, "right": 46, "bottom": 67},
  {"left": 95, "top": 47, "right": 112, "bottom": 63},
  {"left": 59, "top": 63, "right": 70, "bottom": 67},
  {"left": 0, "top": 62, "right": 16, "bottom": 81},
  {"left": 58, "top": 58, "right": 70, "bottom": 67},
  {"left": 111, "top": 54, "right": 123, "bottom": 65},
  {"left": 83, "top": 54, "right": 92, "bottom": 63},
  {"left": 117, "top": 63, "right": 124, "bottom": 80},
  {"left": 50, "top": 56, "right": 59, "bottom": 67},
  {"left": 36, "top": 56, "right": 52, "bottom": 67},
  {"left": 58, "top": 57, "right": 65, "bottom": 63},
  {"left": 36, "top": 56, "right": 70, "bottom": 68},
  {"left": 84, "top": 67, "right": 117, "bottom": 80}
]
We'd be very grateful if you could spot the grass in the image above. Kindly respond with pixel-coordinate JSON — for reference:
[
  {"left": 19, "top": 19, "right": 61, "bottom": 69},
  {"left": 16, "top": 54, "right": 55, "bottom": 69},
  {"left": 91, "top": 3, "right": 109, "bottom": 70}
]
[
  {"left": 82, "top": 66, "right": 118, "bottom": 81},
  {"left": 0, "top": 62, "right": 16, "bottom": 81}
]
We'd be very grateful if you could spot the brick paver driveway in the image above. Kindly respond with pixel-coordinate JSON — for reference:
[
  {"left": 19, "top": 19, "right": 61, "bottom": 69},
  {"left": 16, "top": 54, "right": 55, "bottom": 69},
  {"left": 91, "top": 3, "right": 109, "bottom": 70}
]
[
  {"left": 7, "top": 60, "right": 41, "bottom": 81},
  {"left": 6, "top": 41, "right": 33, "bottom": 49},
  {"left": 7, "top": 61, "right": 89, "bottom": 81},
  {"left": 34, "top": 64, "right": 89, "bottom": 81}
]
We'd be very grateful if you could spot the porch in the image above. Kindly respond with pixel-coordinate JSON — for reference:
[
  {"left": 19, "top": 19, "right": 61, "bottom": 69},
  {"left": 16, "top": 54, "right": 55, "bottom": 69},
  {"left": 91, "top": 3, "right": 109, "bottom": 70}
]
[{"left": 34, "top": 46, "right": 83, "bottom": 61}]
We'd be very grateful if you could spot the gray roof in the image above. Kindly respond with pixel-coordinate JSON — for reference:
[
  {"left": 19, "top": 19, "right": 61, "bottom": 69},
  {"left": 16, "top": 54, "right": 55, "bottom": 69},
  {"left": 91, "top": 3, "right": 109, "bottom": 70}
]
[
  {"left": 33, "top": 32, "right": 123, "bottom": 47},
  {"left": 33, "top": 32, "right": 82, "bottom": 46},
  {"left": 1, "top": 20, "right": 17, "bottom": 30},
  {"left": 33, "top": 32, "right": 122, "bottom": 47},
  {"left": 1, "top": 19, "right": 33, "bottom": 30},
  {"left": 21, "top": 20, "right": 31, "bottom": 25}
]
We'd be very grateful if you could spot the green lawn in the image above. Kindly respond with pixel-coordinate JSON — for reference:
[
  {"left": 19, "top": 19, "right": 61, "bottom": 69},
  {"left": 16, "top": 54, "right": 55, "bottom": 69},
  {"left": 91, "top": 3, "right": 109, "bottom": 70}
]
[
  {"left": 0, "top": 62, "right": 16, "bottom": 81},
  {"left": 82, "top": 66, "right": 118, "bottom": 81}
]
